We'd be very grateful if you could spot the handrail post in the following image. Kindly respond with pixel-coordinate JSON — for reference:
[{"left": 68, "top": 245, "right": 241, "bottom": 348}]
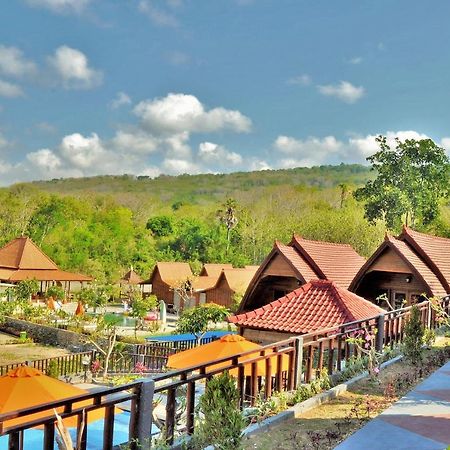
[
  {"left": 375, "top": 314, "right": 385, "bottom": 352},
  {"left": 136, "top": 379, "right": 155, "bottom": 449},
  {"left": 293, "top": 336, "right": 304, "bottom": 388}
]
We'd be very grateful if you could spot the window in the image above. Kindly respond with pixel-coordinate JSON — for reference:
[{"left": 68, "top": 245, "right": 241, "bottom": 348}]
[{"left": 393, "top": 292, "right": 406, "bottom": 309}]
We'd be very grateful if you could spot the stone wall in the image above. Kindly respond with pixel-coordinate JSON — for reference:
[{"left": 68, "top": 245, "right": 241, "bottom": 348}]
[{"left": 1, "top": 317, "right": 90, "bottom": 351}]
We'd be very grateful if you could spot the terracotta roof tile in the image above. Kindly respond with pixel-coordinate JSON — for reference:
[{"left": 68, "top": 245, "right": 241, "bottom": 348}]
[
  {"left": 401, "top": 227, "right": 450, "bottom": 290},
  {"left": 291, "top": 236, "right": 366, "bottom": 288},
  {"left": 276, "top": 242, "right": 318, "bottom": 281},
  {"left": 386, "top": 235, "right": 447, "bottom": 297},
  {"left": 230, "top": 279, "right": 384, "bottom": 334}
]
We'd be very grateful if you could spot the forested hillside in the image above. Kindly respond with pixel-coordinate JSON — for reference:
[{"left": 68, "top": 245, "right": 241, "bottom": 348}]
[{"left": 1, "top": 164, "right": 448, "bottom": 282}]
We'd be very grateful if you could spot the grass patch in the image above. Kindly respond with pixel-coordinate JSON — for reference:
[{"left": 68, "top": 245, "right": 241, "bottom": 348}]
[{"left": 0, "top": 343, "right": 70, "bottom": 366}]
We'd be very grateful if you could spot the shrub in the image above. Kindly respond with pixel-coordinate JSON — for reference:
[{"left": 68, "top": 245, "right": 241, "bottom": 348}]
[
  {"left": 46, "top": 360, "right": 60, "bottom": 378},
  {"left": 403, "top": 305, "right": 424, "bottom": 364},
  {"left": 189, "top": 371, "right": 245, "bottom": 450},
  {"left": 423, "top": 328, "right": 436, "bottom": 348}
]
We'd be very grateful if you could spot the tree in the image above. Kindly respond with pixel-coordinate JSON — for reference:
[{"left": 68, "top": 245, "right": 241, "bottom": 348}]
[
  {"left": 354, "top": 136, "right": 450, "bottom": 230},
  {"left": 129, "top": 290, "right": 158, "bottom": 339},
  {"left": 176, "top": 303, "right": 230, "bottom": 345},
  {"left": 146, "top": 215, "right": 174, "bottom": 237},
  {"left": 217, "top": 198, "right": 239, "bottom": 254}
]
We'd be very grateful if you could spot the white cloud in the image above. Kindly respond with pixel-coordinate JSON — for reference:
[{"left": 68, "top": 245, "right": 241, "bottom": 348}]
[
  {"left": 134, "top": 93, "right": 252, "bottom": 134},
  {"left": 273, "top": 130, "right": 437, "bottom": 168},
  {"left": 317, "top": 81, "right": 365, "bottom": 103},
  {"left": 27, "top": 148, "right": 62, "bottom": 171},
  {"left": 0, "top": 46, "right": 37, "bottom": 78},
  {"left": 25, "top": 0, "right": 91, "bottom": 14},
  {"left": 0, "top": 79, "right": 24, "bottom": 97},
  {"left": 138, "top": 1, "right": 179, "bottom": 27},
  {"left": 198, "top": 142, "right": 243, "bottom": 166},
  {"left": 59, "top": 132, "right": 106, "bottom": 169},
  {"left": 111, "top": 129, "right": 158, "bottom": 154},
  {"left": 162, "top": 158, "right": 201, "bottom": 175},
  {"left": 287, "top": 74, "right": 311, "bottom": 86},
  {"left": 48, "top": 46, "right": 103, "bottom": 89},
  {"left": 348, "top": 57, "right": 363, "bottom": 65},
  {"left": 110, "top": 92, "right": 132, "bottom": 109},
  {"left": 249, "top": 158, "right": 271, "bottom": 171}
]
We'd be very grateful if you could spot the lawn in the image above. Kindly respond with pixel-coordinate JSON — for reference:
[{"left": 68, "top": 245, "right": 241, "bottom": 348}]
[{"left": 244, "top": 337, "right": 450, "bottom": 450}]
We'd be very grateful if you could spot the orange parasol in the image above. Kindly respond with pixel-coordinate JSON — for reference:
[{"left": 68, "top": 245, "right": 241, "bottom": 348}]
[
  {"left": 167, "top": 334, "right": 289, "bottom": 376},
  {"left": 0, "top": 366, "right": 115, "bottom": 429},
  {"left": 75, "top": 301, "right": 85, "bottom": 316}
]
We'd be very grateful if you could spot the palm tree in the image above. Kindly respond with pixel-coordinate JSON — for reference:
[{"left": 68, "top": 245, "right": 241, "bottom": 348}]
[{"left": 217, "top": 198, "right": 238, "bottom": 254}]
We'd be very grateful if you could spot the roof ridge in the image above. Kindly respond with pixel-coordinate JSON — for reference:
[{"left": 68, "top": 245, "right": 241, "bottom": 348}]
[{"left": 292, "top": 235, "right": 353, "bottom": 248}]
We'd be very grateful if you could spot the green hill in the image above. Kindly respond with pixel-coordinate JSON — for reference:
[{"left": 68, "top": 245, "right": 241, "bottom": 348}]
[{"left": 0, "top": 164, "right": 390, "bottom": 282}]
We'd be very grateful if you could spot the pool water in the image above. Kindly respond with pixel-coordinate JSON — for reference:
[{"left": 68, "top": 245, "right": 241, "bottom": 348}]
[{"left": 88, "top": 312, "right": 137, "bottom": 328}]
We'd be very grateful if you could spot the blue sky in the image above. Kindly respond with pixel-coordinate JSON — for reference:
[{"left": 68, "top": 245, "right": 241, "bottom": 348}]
[{"left": 1, "top": 0, "right": 450, "bottom": 184}]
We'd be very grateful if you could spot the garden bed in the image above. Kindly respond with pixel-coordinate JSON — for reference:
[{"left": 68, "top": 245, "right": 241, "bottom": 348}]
[{"left": 243, "top": 338, "right": 450, "bottom": 450}]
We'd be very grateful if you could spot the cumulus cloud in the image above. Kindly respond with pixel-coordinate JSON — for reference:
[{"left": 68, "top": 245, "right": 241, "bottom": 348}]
[
  {"left": 48, "top": 46, "right": 103, "bottom": 89},
  {"left": 0, "top": 45, "right": 37, "bottom": 78},
  {"left": 59, "top": 132, "right": 106, "bottom": 169},
  {"left": 287, "top": 74, "right": 311, "bottom": 86},
  {"left": 111, "top": 129, "right": 158, "bottom": 154},
  {"left": 0, "top": 79, "right": 24, "bottom": 97},
  {"left": 27, "top": 148, "right": 62, "bottom": 171},
  {"left": 134, "top": 93, "right": 252, "bottom": 135},
  {"left": 198, "top": 142, "right": 243, "bottom": 166},
  {"left": 25, "top": 0, "right": 91, "bottom": 14},
  {"left": 273, "top": 130, "right": 438, "bottom": 168},
  {"left": 110, "top": 92, "right": 132, "bottom": 109},
  {"left": 317, "top": 81, "right": 365, "bottom": 103},
  {"left": 138, "top": 1, "right": 179, "bottom": 27}
]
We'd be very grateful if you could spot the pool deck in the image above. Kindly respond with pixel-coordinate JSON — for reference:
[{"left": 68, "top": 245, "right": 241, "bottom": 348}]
[{"left": 335, "top": 360, "right": 450, "bottom": 450}]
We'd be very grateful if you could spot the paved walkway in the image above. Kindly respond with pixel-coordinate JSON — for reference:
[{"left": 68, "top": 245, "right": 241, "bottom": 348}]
[{"left": 336, "top": 360, "right": 450, "bottom": 450}]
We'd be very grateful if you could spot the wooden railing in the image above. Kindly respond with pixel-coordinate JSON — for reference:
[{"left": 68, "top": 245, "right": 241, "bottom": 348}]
[{"left": 1, "top": 297, "right": 449, "bottom": 448}]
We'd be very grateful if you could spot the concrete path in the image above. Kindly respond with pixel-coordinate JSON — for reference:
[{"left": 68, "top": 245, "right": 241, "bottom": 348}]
[{"left": 335, "top": 360, "right": 450, "bottom": 450}]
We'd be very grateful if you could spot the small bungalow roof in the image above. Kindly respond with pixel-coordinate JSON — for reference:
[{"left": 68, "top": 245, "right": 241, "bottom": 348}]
[
  {"left": 199, "top": 263, "right": 233, "bottom": 277},
  {"left": 141, "top": 262, "right": 193, "bottom": 287},
  {"left": 230, "top": 279, "right": 384, "bottom": 334},
  {"left": 218, "top": 268, "right": 258, "bottom": 293}
]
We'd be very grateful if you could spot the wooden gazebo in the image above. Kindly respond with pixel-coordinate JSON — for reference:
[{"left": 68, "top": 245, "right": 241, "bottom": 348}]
[{"left": 0, "top": 236, "right": 92, "bottom": 297}]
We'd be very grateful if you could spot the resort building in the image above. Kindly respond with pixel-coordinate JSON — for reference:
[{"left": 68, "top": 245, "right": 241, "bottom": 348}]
[
  {"left": 230, "top": 279, "right": 385, "bottom": 344},
  {"left": 237, "top": 235, "right": 366, "bottom": 313},
  {"left": 349, "top": 226, "right": 450, "bottom": 309},
  {"left": 199, "top": 263, "right": 233, "bottom": 277},
  {"left": 0, "top": 236, "right": 92, "bottom": 295}
]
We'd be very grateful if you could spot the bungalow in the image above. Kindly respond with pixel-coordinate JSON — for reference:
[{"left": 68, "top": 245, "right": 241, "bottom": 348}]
[
  {"left": 349, "top": 226, "right": 450, "bottom": 309},
  {"left": 204, "top": 267, "right": 259, "bottom": 309},
  {"left": 238, "top": 235, "right": 366, "bottom": 313},
  {"left": 140, "top": 262, "right": 193, "bottom": 310},
  {"left": 230, "top": 279, "right": 385, "bottom": 344}
]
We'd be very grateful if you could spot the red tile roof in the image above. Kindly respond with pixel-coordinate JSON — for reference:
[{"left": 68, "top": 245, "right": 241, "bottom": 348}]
[
  {"left": 276, "top": 241, "right": 316, "bottom": 282},
  {"left": 400, "top": 226, "right": 450, "bottom": 292},
  {"left": 230, "top": 279, "right": 384, "bottom": 334},
  {"left": 291, "top": 235, "right": 366, "bottom": 289}
]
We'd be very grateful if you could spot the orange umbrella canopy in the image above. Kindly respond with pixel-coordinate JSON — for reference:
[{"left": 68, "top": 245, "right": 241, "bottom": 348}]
[
  {"left": 0, "top": 366, "right": 107, "bottom": 429},
  {"left": 167, "top": 334, "right": 289, "bottom": 376}
]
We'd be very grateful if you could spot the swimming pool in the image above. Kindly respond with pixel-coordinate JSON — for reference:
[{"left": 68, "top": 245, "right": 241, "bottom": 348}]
[{"left": 146, "top": 330, "right": 234, "bottom": 342}]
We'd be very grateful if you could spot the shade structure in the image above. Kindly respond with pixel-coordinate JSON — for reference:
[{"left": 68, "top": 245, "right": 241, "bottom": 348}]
[
  {"left": 166, "top": 334, "right": 289, "bottom": 376},
  {"left": 0, "top": 366, "right": 111, "bottom": 429}
]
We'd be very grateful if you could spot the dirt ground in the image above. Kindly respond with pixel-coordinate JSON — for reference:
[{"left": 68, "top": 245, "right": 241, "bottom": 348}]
[{"left": 0, "top": 332, "right": 69, "bottom": 366}]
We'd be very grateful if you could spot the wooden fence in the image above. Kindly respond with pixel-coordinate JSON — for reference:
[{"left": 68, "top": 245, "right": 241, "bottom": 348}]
[{"left": 0, "top": 298, "right": 448, "bottom": 449}]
